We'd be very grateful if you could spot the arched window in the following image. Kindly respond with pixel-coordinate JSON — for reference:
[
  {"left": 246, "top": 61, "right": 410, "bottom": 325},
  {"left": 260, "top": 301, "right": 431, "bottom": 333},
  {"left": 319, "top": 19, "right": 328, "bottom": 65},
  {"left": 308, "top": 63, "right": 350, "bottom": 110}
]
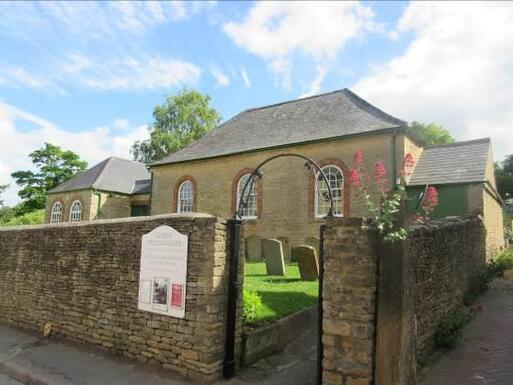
[
  {"left": 69, "top": 200, "right": 82, "bottom": 222},
  {"left": 237, "top": 174, "right": 258, "bottom": 219},
  {"left": 177, "top": 180, "right": 194, "bottom": 213},
  {"left": 50, "top": 202, "right": 63, "bottom": 223},
  {"left": 315, "top": 165, "right": 343, "bottom": 217}
]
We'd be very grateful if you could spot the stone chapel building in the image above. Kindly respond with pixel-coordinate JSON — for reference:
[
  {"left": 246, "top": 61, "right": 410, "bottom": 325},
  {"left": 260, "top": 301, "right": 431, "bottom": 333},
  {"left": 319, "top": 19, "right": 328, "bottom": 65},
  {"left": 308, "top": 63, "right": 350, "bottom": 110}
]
[{"left": 45, "top": 89, "right": 505, "bottom": 257}]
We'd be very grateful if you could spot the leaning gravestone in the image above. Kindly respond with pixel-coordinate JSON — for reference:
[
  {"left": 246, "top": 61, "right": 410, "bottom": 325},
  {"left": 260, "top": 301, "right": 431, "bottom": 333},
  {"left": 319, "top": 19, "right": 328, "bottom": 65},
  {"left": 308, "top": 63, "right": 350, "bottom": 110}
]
[
  {"left": 293, "top": 245, "right": 319, "bottom": 281},
  {"left": 262, "top": 239, "right": 285, "bottom": 276}
]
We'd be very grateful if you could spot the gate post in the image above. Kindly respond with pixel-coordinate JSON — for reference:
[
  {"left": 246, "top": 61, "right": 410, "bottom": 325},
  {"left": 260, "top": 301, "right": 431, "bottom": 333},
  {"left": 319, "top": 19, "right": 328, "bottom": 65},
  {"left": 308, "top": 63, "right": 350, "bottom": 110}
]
[{"left": 223, "top": 217, "right": 243, "bottom": 379}]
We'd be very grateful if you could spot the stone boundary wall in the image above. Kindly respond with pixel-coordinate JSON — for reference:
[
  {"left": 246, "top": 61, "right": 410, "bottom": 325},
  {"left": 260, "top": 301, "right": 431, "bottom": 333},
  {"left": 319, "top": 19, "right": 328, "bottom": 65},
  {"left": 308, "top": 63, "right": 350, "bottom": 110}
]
[
  {"left": 0, "top": 213, "right": 241, "bottom": 383},
  {"left": 409, "top": 215, "right": 486, "bottom": 360},
  {"left": 322, "top": 218, "right": 378, "bottom": 385},
  {"left": 242, "top": 306, "right": 317, "bottom": 367}
]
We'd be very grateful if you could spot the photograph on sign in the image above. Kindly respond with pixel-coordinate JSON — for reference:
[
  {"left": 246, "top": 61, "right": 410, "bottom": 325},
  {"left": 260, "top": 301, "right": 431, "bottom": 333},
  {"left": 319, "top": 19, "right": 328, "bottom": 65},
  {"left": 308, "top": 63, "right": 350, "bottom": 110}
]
[
  {"left": 171, "top": 283, "right": 184, "bottom": 310},
  {"left": 138, "top": 280, "right": 151, "bottom": 304},
  {"left": 152, "top": 277, "right": 169, "bottom": 311},
  {"left": 137, "top": 225, "right": 188, "bottom": 318}
]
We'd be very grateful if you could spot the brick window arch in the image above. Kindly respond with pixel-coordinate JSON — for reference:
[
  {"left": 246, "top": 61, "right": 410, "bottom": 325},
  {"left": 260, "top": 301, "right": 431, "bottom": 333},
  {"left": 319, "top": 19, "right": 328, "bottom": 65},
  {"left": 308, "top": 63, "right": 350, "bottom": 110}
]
[
  {"left": 173, "top": 176, "right": 197, "bottom": 213},
  {"left": 231, "top": 168, "right": 263, "bottom": 219},
  {"left": 308, "top": 158, "right": 350, "bottom": 219}
]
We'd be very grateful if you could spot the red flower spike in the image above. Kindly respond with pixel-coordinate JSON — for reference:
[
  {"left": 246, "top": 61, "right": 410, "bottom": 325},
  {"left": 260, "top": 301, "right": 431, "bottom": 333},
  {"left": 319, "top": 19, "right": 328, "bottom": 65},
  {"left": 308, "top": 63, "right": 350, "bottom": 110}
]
[
  {"left": 402, "top": 153, "right": 416, "bottom": 177},
  {"left": 354, "top": 150, "right": 364, "bottom": 166},
  {"left": 348, "top": 168, "right": 361, "bottom": 187},
  {"left": 374, "top": 161, "right": 388, "bottom": 193},
  {"left": 425, "top": 186, "right": 439, "bottom": 207}
]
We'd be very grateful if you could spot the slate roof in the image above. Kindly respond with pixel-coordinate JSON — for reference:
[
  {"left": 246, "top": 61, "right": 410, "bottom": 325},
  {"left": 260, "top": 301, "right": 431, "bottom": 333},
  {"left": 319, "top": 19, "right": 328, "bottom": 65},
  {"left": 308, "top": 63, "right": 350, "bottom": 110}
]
[
  {"left": 49, "top": 156, "right": 151, "bottom": 195},
  {"left": 153, "top": 88, "right": 407, "bottom": 166},
  {"left": 408, "top": 138, "right": 491, "bottom": 186}
]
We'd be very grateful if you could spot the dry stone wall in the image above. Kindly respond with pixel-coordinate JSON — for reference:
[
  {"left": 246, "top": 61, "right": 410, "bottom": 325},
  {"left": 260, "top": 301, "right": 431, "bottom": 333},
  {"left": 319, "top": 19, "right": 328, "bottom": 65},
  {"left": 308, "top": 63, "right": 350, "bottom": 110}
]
[
  {"left": 409, "top": 215, "right": 486, "bottom": 359},
  {"left": 0, "top": 213, "right": 240, "bottom": 383}
]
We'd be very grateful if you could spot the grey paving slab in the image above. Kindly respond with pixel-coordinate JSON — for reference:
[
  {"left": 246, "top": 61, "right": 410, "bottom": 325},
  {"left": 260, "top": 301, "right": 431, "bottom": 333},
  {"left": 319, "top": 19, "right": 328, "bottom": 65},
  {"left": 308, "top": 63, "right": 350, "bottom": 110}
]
[
  {"left": 0, "top": 373, "right": 23, "bottom": 385},
  {"left": 420, "top": 271, "right": 513, "bottom": 385}
]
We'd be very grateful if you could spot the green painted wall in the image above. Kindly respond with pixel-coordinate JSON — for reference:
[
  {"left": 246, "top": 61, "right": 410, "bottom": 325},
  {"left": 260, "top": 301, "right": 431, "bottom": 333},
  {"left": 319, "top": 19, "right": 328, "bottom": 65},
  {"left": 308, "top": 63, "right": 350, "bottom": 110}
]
[{"left": 407, "top": 184, "right": 469, "bottom": 219}]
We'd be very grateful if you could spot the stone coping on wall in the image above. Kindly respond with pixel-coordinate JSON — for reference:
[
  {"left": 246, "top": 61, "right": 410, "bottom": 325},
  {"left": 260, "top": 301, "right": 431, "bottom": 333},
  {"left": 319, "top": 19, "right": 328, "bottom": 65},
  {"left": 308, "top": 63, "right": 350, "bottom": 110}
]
[
  {"left": 0, "top": 212, "right": 220, "bottom": 232},
  {"left": 242, "top": 306, "right": 318, "bottom": 367}
]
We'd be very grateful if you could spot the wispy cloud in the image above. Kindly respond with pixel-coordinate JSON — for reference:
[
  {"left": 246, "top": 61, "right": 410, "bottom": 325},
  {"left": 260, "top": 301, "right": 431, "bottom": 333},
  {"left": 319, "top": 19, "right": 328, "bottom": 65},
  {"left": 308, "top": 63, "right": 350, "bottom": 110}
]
[
  {"left": 210, "top": 68, "right": 230, "bottom": 87},
  {"left": 0, "top": 103, "right": 149, "bottom": 206},
  {"left": 240, "top": 68, "right": 251, "bottom": 88}
]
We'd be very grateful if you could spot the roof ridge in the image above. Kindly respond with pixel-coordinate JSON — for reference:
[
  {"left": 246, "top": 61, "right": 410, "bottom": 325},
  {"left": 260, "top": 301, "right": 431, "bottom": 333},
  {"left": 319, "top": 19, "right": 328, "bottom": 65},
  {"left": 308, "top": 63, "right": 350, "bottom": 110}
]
[
  {"left": 427, "top": 137, "right": 490, "bottom": 149},
  {"left": 91, "top": 157, "right": 114, "bottom": 189},
  {"left": 244, "top": 89, "right": 345, "bottom": 113},
  {"left": 342, "top": 88, "right": 407, "bottom": 126}
]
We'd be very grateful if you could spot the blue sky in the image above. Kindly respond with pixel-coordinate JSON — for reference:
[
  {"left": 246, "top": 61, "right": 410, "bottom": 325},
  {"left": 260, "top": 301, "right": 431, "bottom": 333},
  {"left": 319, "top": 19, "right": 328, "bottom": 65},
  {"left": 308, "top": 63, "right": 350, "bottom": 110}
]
[{"left": 1, "top": 1, "right": 513, "bottom": 205}]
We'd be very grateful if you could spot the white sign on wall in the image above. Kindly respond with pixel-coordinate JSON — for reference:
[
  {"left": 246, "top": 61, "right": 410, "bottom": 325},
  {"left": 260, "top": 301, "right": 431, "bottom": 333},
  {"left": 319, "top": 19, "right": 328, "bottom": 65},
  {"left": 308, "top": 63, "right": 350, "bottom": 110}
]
[{"left": 138, "top": 225, "right": 188, "bottom": 319}]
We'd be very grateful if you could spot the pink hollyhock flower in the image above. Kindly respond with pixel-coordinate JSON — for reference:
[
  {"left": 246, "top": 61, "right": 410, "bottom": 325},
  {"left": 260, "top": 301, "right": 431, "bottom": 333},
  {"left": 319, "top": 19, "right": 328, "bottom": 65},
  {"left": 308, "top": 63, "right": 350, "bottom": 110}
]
[
  {"left": 425, "top": 186, "right": 439, "bottom": 207},
  {"left": 353, "top": 150, "right": 364, "bottom": 166},
  {"left": 348, "top": 168, "right": 361, "bottom": 187}
]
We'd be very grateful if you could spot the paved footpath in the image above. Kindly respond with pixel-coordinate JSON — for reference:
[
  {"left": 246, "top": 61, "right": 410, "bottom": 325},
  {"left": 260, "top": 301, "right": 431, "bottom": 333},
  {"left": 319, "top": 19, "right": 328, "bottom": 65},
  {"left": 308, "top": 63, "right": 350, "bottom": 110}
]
[
  {"left": 420, "top": 270, "right": 513, "bottom": 385},
  {"left": 0, "top": 322, "right": 316, "bottom": 385}
]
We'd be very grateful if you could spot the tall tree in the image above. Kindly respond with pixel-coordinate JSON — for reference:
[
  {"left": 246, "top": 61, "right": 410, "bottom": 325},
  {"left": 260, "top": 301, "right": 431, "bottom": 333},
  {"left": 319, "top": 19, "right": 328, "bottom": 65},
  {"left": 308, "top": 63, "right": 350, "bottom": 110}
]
[
  {"left": 409, "top": 121, "right": 455, "bottom": 146},
  {"left": 0, "top": 184, "right": 8, "bottom": 207},
  {"left": 131, "top": 88, "right": 221, "bottom": 164},
  {"left": 11, "top": 143, "right": 87, "bottom": 213},
  {"left": 495, "top": 154, "right": 513, "bottom": 200}
]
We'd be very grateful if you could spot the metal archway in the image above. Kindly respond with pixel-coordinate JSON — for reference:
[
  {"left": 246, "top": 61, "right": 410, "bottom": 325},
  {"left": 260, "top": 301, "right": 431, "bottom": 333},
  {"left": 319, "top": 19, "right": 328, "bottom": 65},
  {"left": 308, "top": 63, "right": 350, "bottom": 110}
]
[{"left": 223, "top": 153, "right": 336, "bottom": 383}]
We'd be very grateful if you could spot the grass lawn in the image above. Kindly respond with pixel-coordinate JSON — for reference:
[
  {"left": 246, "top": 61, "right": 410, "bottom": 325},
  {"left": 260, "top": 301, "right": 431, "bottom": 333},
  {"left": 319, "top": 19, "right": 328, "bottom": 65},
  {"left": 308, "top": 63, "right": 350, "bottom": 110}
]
[{"left": 243, "top": 262, "right": 318, "bottom": 324}]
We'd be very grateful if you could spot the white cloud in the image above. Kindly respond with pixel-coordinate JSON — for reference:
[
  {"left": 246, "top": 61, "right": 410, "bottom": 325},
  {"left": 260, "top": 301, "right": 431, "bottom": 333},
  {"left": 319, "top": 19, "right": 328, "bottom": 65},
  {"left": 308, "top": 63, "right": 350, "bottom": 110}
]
[
  {"left": 210, "top": 68, "right": 230, "bottom": 87},
  {"left": 223, "top": 1, "right": 377, "bottom": 86},
  {"left": 1, "top": 54, "right": 201, "bottom": 93},
  {"left": 240, "top": 68, "right": 251, "bottom": 88},
  {"left": 0, "top": 103, "right": 149, "bottom": 206},
  {"left": 299, "top": 66, "right": 328, "bottom": 98},
  {"left": 353, "top": 2, "right": 513, "bottom": 161},
  {"left": 0, "top": 1, "right": 215, "bottom": 41}
]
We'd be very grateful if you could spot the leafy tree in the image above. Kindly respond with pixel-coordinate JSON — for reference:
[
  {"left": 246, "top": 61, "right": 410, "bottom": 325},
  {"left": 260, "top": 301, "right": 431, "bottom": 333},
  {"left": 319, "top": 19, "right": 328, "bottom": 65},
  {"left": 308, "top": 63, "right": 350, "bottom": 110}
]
[
  {"left": 131, "top": 88, "right": 221, "bottom": 164},
  {"left": 409, "top": 121, "right": 455, "bottom": 146},
  {"left": 11, "top": 143, "right": 87, "bottom": 213},
  {"left": 495, "top": 154, "right": 513, "bottom": 200},
  {"left": 0, "top": 184, "right": 8, "bottom": 207}
]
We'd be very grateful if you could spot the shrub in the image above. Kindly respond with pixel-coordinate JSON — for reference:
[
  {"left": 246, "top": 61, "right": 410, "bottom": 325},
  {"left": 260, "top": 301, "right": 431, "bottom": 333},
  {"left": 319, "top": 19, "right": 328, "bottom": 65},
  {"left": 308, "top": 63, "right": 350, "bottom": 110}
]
[
  {"left": 495, "top": 251, "right": 513, "bottom": 274},
  {"left": 243, "top": 290, "right": 263, "bottom": 323},
  {"left": 434, "top": 309, "right": 465, "bottom": 349},
  {"left": 0, "top": 209, "right": 44, "bottom": 227}
]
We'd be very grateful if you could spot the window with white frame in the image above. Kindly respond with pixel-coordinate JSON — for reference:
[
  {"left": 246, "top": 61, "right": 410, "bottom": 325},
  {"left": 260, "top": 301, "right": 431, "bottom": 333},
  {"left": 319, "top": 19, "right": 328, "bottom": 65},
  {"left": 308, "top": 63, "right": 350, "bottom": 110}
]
[
  {"left": 237, "top": 174, "right": 258, "bottom": 219},
  {"left": 315, "top": 165, "right": 343, "bottom": 217},
  {"left": 50, "top": 202, "right": 63, "bottom": 223},
  {"left": 177, "top": 180, "right": 194, "bottom": 213},
  {"left": 69, "top": 200, "right": 82, "bottom": 222}
]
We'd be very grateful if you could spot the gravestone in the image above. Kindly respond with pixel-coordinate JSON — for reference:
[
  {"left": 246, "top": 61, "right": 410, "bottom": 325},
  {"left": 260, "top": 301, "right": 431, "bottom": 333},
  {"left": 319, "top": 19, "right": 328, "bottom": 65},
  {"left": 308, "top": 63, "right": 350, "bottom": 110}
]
[
  {"left": 262, "top": 239, "right": 285, "bottom": 276},
  {"left": 293, "top": 245, "right": 319, "bottom": 281}
]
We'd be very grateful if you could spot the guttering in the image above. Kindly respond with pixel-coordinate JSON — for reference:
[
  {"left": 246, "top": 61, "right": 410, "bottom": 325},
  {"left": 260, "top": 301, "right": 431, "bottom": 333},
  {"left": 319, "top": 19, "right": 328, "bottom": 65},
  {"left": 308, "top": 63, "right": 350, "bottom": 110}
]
[{"left": 92, "top": 189, "right": 101, "bottom": 219}]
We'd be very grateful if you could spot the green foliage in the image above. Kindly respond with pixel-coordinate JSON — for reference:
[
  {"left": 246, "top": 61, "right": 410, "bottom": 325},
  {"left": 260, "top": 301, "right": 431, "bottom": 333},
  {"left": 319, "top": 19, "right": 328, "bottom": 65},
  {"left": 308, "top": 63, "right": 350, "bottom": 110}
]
[
  {"left": 0, "top": 206, "right": 16, "bottom": 224},
  {"left": 495, "top": 155, "right": 513, "bottom": 200},
  {"left": 463, "top": 252, "right": 513, "bottom": 305},
  {"left": 11, "top": 143, "right": 87, "bottom": 213},
  {"left": 409, "top": 121, "right": 455, "bottom": 146},
  {"left": 242, "top": 290, "right": 263, "bottom": 323},
  {"left": 243, "top": 262, "right": 318, "bottom": 323},
  {"left": 434, "top": 309, "right": 465, "bottom": 349},
  {"left": 131, "top": 89, "right": 221, "bottom": 164},
  {"left": 0, "top": 184, "right": 8, "bottom": 206},
  {"left": 0, "top": 209, "right": 44, "bottom": 227}
]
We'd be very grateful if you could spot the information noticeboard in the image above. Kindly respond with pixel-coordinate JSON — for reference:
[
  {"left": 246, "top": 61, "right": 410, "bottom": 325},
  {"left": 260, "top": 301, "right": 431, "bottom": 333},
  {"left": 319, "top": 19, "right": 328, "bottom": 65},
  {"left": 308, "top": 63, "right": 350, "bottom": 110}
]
[{"left": 137, "top": 225, "right": 188, "bottom": 318}]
